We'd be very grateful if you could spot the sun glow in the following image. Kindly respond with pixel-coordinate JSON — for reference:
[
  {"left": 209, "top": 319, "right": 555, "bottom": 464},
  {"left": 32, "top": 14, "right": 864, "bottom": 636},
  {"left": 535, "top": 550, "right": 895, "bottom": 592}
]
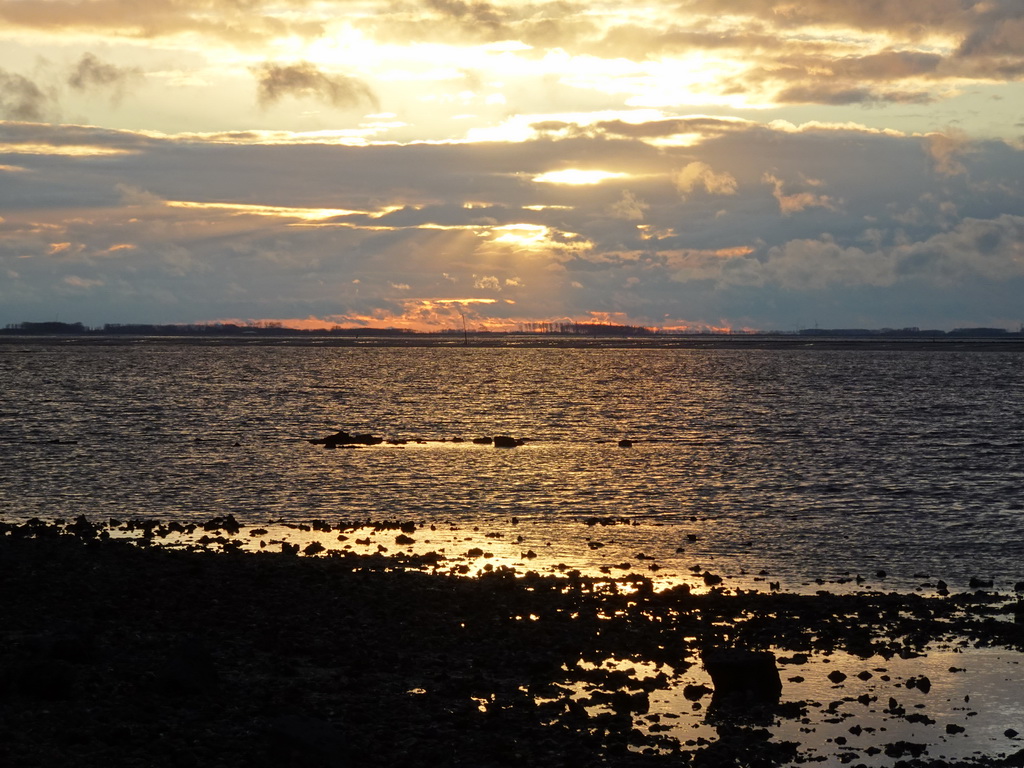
[
  {"left": 533, "top": 169, "right": 627, "bottom": 185},
  {"left": 165, "top": 201, "right": 360, "bottom": 221},
  {"left": 491, "top": 223, "right": 551, "bottom": 247},
  {"left": 0, "top": 143, "right": 135, "bottom": 157}
]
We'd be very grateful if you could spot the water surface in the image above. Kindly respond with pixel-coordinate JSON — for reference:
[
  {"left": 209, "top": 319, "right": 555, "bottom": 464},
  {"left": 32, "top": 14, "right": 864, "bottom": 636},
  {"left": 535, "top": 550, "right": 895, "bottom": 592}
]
[{"left": 3, "top": 341, "right": 1023, "bottom": 591}]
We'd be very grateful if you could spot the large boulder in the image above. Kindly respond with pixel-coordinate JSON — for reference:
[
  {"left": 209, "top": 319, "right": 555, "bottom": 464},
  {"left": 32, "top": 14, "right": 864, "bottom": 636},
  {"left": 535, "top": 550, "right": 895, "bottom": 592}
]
[
  {"left": 492, "top": 435, "right": 524, "bottom": 448},
  {"left": 702, "top": 648, "right": 782, "bottom": 706}
]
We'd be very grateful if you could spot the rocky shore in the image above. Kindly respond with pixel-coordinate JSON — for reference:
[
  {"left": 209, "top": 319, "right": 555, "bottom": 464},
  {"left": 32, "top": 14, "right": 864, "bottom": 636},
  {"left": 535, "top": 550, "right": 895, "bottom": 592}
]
[{"left": 3, "top": 518, "right": 1024, "bottom": 768}]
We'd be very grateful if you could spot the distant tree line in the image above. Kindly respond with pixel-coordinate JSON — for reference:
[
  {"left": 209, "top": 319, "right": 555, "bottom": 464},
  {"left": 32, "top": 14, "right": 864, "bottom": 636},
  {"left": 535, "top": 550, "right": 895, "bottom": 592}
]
[
  {"left": 517, "top": 321, "right": 655, "bottom": 335},
  {"left": 0, "top": 321, "right": 417, "bottom": 336},
  {"left": 4, "top": 321, "right": 89, "bottom": 334},
  {"left": 3, "top": 320, "right": 1022, "bottom": 338},
  {"left": 797, "top": 327, "right": 1021, "bottom": 337}
]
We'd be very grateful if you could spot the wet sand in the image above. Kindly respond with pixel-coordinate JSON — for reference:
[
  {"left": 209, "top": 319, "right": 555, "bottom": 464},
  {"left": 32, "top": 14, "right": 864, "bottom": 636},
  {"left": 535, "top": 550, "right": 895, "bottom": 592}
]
[{"left": 4, "top": 518, "right": 1024, "bottom": 767}]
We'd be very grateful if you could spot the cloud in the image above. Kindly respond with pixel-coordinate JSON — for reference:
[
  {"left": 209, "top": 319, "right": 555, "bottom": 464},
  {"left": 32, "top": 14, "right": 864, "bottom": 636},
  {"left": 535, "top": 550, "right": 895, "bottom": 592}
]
[
  {"left": 832, "top": 50, "right": 944, "bottom": 80},
  {"left": 596, "top": 117, "right": 752, "bottom": 140},
  {"left": 473, "top": 275, "right": 502, "bottom": 290},
  {"left": 762, "top": 173, "right": 840, "bottom": 216},
  {"left": 674, "top": 162, "right": 738, "bottom": 198},
  {"left": 607, "top": 190, "right": 648, "bottom": 221},
  {"left": 63, "top": 275, "right": 105, "bottom": 290},
  {"left": 425, "top": 0, "right": 504, "bottom": 29},
  {"left": 957, "top": 3, "right": 1024, "bottom": 58},
  {"left": 0, "top": 0, "right": 326, "bottom": 47},
  {"left": 680, "top": 0, "right": 974, "bottom": 38},
  {"left": 925, "top": 130, "right": 970, "bottom": 177},
  {"left": 896, "top": 214, "right": 1024, "bottom": 283},
  {"left": 0, "top": 68, "right": 49, "bottom": 120},
  {"left": 775, "top": 84, "right": 934, "bottom": 106},
  {"left": 254, "top": 62, "right": 379, "bottom": 110},
  {"left": 662, "top": 214, "right": 1024, "bottom": 298},
  {"left": 67, "top": 53, "right": 141, "bottom": 100},
  {"left": 2, "top": 117, "right": 1024, "bottom": 330}
]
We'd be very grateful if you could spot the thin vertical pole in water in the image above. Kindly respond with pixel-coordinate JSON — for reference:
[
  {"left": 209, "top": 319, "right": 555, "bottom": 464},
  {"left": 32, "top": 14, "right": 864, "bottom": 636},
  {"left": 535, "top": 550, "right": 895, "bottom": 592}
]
[{"left": 459, "top": 308, "right": 468, "bottom": 346}]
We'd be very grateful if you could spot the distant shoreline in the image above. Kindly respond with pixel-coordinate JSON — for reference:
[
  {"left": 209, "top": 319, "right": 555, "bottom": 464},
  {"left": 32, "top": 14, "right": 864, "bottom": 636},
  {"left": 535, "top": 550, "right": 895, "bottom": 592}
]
[{"left": 3, "top": 332, "right": 1024, "bottom": 351}]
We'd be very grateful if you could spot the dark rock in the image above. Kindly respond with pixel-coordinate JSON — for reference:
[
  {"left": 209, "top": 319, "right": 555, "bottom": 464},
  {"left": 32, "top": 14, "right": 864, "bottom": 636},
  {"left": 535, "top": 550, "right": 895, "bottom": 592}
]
[
  {"left": 45, "top": 630, "right": 99, "bottom": 664},
  {"left": 703, "top": 648, "right": 782, "bottom": 706},
  {"left": 827, "top": 670, "right": 847, "bottom": 684},
  {"left": 472, "top": 436, "right": 492, "bottom": 444},
  {"left": 906, "top": 675, "right": 931, "bottom": 693},
  {"left": 153, "top": 640, "right": 219, "bottom": 697},
  {"left": 883, "top": 741, "right": 927, "bottom": 759},
  {"left": 969, "top": 576, "right": 994, "bottom": 589},
  {"left": 7, "top": 659, "right": 77, "bottom": 700},
  {"left": 312, "top": 430, "right": 384, "bottom": 447},
  {"left": 683, "top": 683, "right": 712, "bottom": 701},
  {"left": 66, "top": 515, "right": 99, "bottom": 539},
  {"left": 266, "top": 715, "right": 352, "bottom": 768},
  {"left": 618, "top": 439, "right": 633, "bottom": 448},
  {"left": 493, "top": 435, "right": 523, "bottom": 448},
  {"left": 778, "top": 653, "right": 808, "bottom": 665}
]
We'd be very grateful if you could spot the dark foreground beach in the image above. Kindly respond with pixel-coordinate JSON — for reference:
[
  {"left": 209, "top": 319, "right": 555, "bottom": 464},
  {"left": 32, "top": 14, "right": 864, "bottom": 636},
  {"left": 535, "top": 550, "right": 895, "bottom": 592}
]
[{"left": 4, "top": 519, "right": 1024, "bottom": 768}]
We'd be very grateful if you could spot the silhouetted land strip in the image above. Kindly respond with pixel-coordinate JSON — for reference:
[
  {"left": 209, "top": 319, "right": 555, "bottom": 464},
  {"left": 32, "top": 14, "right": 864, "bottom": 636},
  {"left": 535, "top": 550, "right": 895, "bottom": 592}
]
[
  {"left": 4, "top": 320, "right": 1024, "bottom": 350},
  {"left": 4, "top": 332, "right": 1024, "bottom": 351},
  {"left": 4, "top": 519, "right": 1024, "bottom": 767}
]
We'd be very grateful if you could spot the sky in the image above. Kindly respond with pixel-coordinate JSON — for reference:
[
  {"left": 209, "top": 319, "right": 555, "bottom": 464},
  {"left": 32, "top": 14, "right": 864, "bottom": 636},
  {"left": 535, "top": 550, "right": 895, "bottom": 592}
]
[{"left": 2, "top": 1, "right": 1024, "bottom": 332}]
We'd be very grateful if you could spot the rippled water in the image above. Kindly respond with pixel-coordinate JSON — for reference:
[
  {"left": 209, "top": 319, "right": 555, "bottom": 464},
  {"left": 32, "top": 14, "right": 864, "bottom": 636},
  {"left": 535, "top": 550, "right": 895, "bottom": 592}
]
[{"left": 3, "top": 340, "right": 1024, "bottom": 591}]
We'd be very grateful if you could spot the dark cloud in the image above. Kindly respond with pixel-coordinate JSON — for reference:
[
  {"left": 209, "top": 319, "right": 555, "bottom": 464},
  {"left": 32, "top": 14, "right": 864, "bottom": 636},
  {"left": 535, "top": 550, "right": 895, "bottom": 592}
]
[
  {"left": 359, "top": 1, "right": 593, "bottom": 49},
  {"left": 776, "top": 84, "right": 934, "bottom": 106},
  {"left": 254, "top": 62, "right": 378, "bottom": 111},
  {"left": 658, "top": 1, "right": 1024, "bottom": 101},
  {"left": 957, "top": 1, "right": 1024, "bottom": 58},
  {"left": 593, "top": 117, "right": 750, "bottom": 139},
  {"left": 832, "top": 51, "right": 944, "bottom": 80},
  {"left": 680, "top": 0, "right": 975, "bottom": 38},
  {"left": 0, "top": 0, "right": 325, "bottom": 47},
  {"left": 68, "top": 53, "right": 138, "bottom": 91},
  {"left": 0, "top": 120, "right": 158, "bottom": 152},
  {"left": 0, "top": 68, "right": 48, "bottom": 120},
  {"left": 3, "top": 120, "right": 1024, "bottom": 329},
  {"left": 584, "top": 23, "right": 790, "bottom": 60},
  {"left": 424, "top": 0, "right": 504, "bottom": 29}
]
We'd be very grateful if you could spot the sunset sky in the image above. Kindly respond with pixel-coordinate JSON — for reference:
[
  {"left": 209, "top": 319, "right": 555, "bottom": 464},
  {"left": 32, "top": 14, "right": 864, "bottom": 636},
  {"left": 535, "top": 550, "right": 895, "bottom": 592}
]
[{"left": 2, "top": 1, "right": 1024, "bottom": 331}]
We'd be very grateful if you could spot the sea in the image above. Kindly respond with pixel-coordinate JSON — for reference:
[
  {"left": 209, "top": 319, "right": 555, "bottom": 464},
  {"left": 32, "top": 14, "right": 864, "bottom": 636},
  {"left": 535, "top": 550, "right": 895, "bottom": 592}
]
[{"left": 3, "top": 337, "right": 1024, "bottom": 594}]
